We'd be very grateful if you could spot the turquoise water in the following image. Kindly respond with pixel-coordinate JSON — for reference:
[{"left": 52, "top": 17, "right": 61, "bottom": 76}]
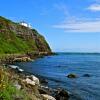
[{"left": 16, "top": 53, "right": 100, "bottom": 100}]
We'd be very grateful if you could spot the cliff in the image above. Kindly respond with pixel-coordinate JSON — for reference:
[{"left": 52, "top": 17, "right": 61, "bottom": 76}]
[{"left": 0, "top": 16, "right": 51, "bottom": 54}]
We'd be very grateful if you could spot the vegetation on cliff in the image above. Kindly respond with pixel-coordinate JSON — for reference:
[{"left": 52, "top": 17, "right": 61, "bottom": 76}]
[{"left": 0, "top": 16, "right": 51, "bottom": 54}]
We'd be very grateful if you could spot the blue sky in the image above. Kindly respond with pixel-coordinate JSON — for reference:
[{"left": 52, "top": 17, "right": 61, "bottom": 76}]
[{"left": 0, "top": 0, "right": 100, "bottom": 52}]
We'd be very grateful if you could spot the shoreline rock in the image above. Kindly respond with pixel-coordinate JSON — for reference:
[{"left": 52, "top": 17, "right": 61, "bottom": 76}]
[
  {"left": 13, "top": 56, "right": 32, "bottom": 62},
  {"left": 67, "top": 73, "right": 78, "bottom": 78}
]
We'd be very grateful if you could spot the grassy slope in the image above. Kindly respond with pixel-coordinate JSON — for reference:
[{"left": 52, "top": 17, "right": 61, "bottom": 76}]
[
  {"left": 0, "top": 16, "right": 51, "bottom": 54},
  {"left": 0, "top": 31, "right": 30, "bottom": 54}
]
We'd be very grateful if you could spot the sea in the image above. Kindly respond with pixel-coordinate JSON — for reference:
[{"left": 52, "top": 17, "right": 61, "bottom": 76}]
[{"left": 15, "top": 53, "right": 100, "bottom": 100}]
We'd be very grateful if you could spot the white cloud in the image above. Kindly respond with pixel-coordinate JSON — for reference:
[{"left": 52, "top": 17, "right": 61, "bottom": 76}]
[
  {"left": 53, "top": 18, "right": 100, "bottom": 32},
  {"left": 87, "top": 4, "right": 100, "bottom": 11}
]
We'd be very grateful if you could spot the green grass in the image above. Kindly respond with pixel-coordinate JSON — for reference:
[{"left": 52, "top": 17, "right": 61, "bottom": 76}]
[{"left": 0, "top": 30, "right": 36, "bottom": 54}]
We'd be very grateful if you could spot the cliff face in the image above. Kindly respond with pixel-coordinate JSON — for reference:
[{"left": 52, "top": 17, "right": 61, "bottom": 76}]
[{"left": 0, "top": 16, "right": 51, "bottom": 54}]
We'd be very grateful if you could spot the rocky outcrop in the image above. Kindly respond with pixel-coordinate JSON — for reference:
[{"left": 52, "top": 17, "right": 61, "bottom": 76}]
[
  {"left": 67, "top": 73, "right": 77, "bottom": 78},
  {"left": 13, "top": 56, "right": 32, "bottom": 62}
]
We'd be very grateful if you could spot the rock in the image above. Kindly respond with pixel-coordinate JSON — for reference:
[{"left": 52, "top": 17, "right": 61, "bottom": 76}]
[
  {"left": 38, "top": 88, "right": 48, "bottom": 94},
  {"left": 67, "top": 73, "right": 77, "bottom": 78},
  {"left": 15, "top": 68, "right": 24, "bottom": 73},
  {"left": 55, "top": 89, "right": 69, "bottom": 100},
  {"left": 27, "top": 75, "right": 40, "bottom": 85},
  {"left": 23, "top": 75, "right": 40, "bottom": 86},
  {"left": 8, "top": 65, "right": 24, "bottom": 73},
  {"left": 13, "top": 58, "right": 22, "bottom": 62},
  {"left": 8, "top": 65, "right": 19, "bottom": 69},
  {"left": 41, "top": 94, "right": 56, "bottom": 100},
  {"left": 39, "top": 85, "right": 52, "bottom": 95},
  {"left": 31, "top": 75, "right": 40, "bottom": 85},
  {"left": 18, "top": 68, "right": 24, "bottom": 72},
  {"left": 23, "top": 78, "right": 35, "bottom": 86},
  {"left": 83, "top": 74, "right": 91, "bottom": 77},
  {"left": 13, "top": 56, "right": 32, "bottom": 62}
]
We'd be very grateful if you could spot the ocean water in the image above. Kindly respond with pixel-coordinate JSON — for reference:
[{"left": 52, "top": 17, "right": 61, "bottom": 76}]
[{"left": 15, "top": 53, "right": 100, "bottom": 100}]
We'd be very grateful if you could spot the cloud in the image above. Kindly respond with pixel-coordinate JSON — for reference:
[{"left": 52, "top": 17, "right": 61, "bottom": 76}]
[
  {"left": 87, "top": 4, "right": 100, "bottom": 11},
  {"left": 53, "top": 18, "right": 100, "bottom": 32}
]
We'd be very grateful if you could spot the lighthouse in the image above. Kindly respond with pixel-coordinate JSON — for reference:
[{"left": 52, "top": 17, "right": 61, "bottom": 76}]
[{"left": 19, "top": 21, "right": 32, "bottom": 29}]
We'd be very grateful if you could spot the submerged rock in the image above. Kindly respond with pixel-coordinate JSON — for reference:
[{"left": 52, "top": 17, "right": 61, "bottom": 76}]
[
  {"left": 67, "top": 73, "right": 77, "bottom": 78},
  {"left": 83, "top": 74, "right": 91, "bottom": 77}
]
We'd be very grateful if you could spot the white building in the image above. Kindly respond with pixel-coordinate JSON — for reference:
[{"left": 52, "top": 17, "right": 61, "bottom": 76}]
[{"left": 19, "top": 21, "right": 32, "bottom": 29}]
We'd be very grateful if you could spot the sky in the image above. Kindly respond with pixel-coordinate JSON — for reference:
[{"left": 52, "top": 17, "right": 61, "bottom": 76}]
[{"left": 0, "top": 0, "right": 100, "bottom": 52}]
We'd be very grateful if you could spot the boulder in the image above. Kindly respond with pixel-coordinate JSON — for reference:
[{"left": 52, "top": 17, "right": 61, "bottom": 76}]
[
  {"left": 31, "top": 75, "right": 40, "bottom": 85},
  {"left": 27, "top": 75, "right": 40, "bottom": 85},
  {"left": 23, "top": 78, "right": 35, "bottom": 86},
  {"left": 55, "top": 89, "right": 69, "bottom": 100},
  {"left": 41, "top": 94, "right": 56, "bottom": 100},
  {"left": 67, "top": 73, "right": 77, "bottom": 78}
]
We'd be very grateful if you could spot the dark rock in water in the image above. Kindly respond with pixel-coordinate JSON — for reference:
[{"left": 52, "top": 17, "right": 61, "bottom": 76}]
[
  {"left": 55, "top": 89, "right": 69, "bottom": 100},
  {"left": 83, "top": 74, "right": 91, "bottom": 77},
  {"left": 67, "top": 73, "right": 77, "bottom": 78},
  {"left": 39, "top": 78, "right": 48, "bottom": 84}
]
